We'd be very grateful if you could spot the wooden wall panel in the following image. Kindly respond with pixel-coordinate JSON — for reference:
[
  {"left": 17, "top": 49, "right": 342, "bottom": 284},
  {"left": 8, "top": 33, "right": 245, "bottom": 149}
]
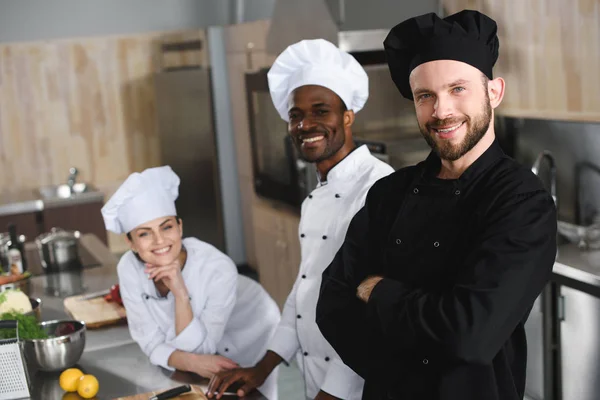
[
  {"left": 0, "top": 30, "right": 206, "bottom": 252},
  {"left": 443, "top": 0, "right": 600, "bottom": 121}
]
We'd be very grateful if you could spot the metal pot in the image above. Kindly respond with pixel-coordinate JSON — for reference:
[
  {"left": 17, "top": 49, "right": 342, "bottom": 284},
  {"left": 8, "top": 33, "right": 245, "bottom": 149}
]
[{"left": 35, "top": 228, "right": 81, "bottom": 272}]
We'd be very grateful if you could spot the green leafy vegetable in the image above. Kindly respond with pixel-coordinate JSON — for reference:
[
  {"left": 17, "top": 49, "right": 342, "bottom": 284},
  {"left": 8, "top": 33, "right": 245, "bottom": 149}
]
[
  {"left": 0, "top": 291, "right": 6, "bottom": 305},
  {"left": 0, "top": 312, "right": 48, "bottom": 340}
]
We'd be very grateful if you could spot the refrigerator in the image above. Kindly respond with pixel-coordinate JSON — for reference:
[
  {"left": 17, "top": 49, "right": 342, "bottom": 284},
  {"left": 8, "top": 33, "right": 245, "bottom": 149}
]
[{"left": 153, "top": 68, "right": 225, "bottom": 252}]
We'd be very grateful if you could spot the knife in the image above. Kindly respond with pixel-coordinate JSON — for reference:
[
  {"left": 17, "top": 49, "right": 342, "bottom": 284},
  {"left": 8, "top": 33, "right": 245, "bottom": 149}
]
[
  {"left": 78, "top": 289, "right": 110, "bottom": 301},
  {"left": 149, "top": 384, "right": 191, "bottom": 400}
]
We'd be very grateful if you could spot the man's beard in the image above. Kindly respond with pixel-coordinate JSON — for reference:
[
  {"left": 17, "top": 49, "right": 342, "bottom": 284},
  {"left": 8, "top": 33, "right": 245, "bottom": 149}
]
[
  {"left": 295, "top": 126, "right": 345, "bottom": 163},
  {"left": 420, "top": 98, "right": 492, "bottom": 161}
]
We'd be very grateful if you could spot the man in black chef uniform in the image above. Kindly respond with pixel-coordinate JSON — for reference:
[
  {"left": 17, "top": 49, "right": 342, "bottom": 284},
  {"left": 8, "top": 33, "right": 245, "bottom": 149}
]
[{"left": 316, "top": 9, "right": 557, "bottom": 400}]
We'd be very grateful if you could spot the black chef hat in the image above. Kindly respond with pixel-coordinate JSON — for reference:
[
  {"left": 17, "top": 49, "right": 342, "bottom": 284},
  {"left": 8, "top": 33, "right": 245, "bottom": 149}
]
[{"left": 384, "top": 10, "right": 500, "bottom": 100}]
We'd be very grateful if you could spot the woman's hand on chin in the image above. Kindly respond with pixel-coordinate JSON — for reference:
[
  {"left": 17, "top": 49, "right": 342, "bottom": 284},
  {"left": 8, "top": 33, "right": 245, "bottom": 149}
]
[{"left": 144, "top": 260, "right": 188, "bottom": 298}]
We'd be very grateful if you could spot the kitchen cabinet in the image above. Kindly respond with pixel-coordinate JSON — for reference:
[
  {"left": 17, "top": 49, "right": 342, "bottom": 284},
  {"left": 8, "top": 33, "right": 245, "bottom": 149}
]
[
  {"left": 252, "top": 200, "right": 300, "bottom": 309},
  {"left": 42, "top": 201, "right": 107, "bottom": 245},
  {"left": 0, "top": 212, "right": 40, "bottom": 240},
  {"left": 559, "top": 286, "right": 600, "bottom": 400}
]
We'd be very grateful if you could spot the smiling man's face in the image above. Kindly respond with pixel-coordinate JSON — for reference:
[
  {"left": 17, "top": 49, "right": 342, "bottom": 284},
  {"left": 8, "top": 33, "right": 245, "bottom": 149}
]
[
  {"left": 287, "top": 85, "right": 347, "bottom": 163},
  {"left": 410, "top": 60, "right": 493, "bottom": 161}
]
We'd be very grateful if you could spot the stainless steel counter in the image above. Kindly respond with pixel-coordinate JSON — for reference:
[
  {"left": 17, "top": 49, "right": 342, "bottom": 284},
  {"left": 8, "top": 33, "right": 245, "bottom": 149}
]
[
  {"left": 0, "top": 188, "right": 104, "bottom": 217},
  {"left": 554, "top": 243, "right": 600, "bottom": 291},
  {"left": 23, "top": 234, "right": 266, "bottom": 400}
]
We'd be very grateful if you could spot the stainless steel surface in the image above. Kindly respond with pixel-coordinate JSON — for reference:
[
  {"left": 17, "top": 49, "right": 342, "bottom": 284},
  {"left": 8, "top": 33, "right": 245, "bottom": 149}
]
[
  {"left": 24, "top": 233, "right": 266, "bottom": 399},
  {"left": 559, "top": 286, "right": 600, "bottom": 400},
  {"left": 0, "top": 320, "right": 31, "bottom": 400},
  {"left": 525, "top": 295, "right": 545, "bottom": 400},
  {"left": 0, "top": 190, "right": 43, "bottom": 216},
  {"left": 39, "top": 183, "right": 89, "bottom": 199},
  {"left": 23, "top": 320, "right": 86, "bottom": 372},
  {"left": 207, "top": 26, "right": 247, "bottom": 265},
  {"left": 23, "top": 239, "right": 101, "bottom": 278},
  {"left": 266, "top": 0, "right": 338, "bottom": 56},
  {"left": 511, "top": 118, "right": 600, "bottom": 225},
  {"left": 78, "top": 289, "right": 110, "bottom": 301},
  {"left": 41, "top": 189, "right": 104, "bottom": 209},
  {"left": 66, "top": 166, "right": 79, "bottom": 195},
  {"left": 266, "top": 0, "right": 440, "bottom": 55},
  {"left": 35, "top": 228, "right": 81, "bottom": 272},
  {"left": 154, "top": 68, "right": 225, "bottom": 252},
  {"left": 557, "top": 220, "right": 600, "bottom": 250},
  {"left": 554, "top": 244, "right": 600, "bottom": 289},
  {"left": 337, "top": 29, "right": 388, "bottom": 52},
  {"left": 0, "top": 185, "right": 104, "bottom": 217},
  {"left": 532, "top": 150, "right": 558, "bottom": 207}
]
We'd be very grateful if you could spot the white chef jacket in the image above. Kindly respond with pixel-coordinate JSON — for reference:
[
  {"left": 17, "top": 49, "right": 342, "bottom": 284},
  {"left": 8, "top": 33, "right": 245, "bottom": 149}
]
[
  {"left": 268, "top": 145, "right": 394, "bottom": 399},
  {"left": 118, "top": 237, "right": 281, "bottom": 399}
]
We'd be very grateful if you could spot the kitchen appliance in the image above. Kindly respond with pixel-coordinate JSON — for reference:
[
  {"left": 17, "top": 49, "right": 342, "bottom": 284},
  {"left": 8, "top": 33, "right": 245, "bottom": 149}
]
[
  {"left": 0, "top": 320, "right": 30, "bottom": 400},
  {"left": 23, "top": 320, "right": 86, "bottom": 371},
  {"left": 245, "top": 62, "right": 431, "bottom": 210},
  {"left": 154, "top": 60, "right": 225, "bottom": 253},
  {"left": 266, "top": 0, "right": 441, "bottom": 56},
  {"left": 35, "top": 228, "right": 81, "bottom": 272}
]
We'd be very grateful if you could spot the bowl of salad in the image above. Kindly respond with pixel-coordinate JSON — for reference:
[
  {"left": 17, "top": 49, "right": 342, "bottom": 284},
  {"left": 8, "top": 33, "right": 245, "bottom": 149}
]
[{"left": 22, "top": 320, "right": 87, "bottom": 371}]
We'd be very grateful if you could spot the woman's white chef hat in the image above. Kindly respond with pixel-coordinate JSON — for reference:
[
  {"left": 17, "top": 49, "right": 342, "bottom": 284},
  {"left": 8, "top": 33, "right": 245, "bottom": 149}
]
[
  {"left": 267, "top": 38, "right": 369, "bottom": 122},
  {"left": 101, "top": 166, "right": 180, "bottom": 234}
]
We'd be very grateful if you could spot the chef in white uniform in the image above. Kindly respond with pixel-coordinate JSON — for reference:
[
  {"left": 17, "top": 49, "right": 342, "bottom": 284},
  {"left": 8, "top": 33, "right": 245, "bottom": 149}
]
[
  {"left": 208, "top": 39, "right": 394, "bottom": 400},
  {"left": 101, "top": 166, "right": 280, "bottom": 399}
]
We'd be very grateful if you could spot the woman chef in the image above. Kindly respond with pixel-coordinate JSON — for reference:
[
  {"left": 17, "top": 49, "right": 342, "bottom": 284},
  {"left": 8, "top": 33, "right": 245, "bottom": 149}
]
[{"left": 101, "top": 166, "right": 280, "bottom": 399}]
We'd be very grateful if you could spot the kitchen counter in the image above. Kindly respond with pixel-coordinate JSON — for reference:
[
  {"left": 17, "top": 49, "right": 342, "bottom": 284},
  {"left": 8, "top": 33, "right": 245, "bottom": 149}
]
[
  {"left": 554, "top": 242, "right": 600, "bottom": 297},
  {"left": 24, "top": 235, "right": 600, "bottom": 399},
  {"left": 0, "top": 188, "right": 104, "bottom": 217},
  {"left": 22, "top": 234, "right": 266, "bottom": 400}
]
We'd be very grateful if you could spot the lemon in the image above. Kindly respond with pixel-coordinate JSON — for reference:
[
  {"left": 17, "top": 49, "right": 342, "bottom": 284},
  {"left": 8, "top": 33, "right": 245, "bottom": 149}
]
[
  {"left": 59, "top": 368, "right": 84, "bottom": 392},
  {"left": 77, "top": 374, "right": 99, "bottom": 399},
  {"left": 62, "top": 393, "right": 82, "bottom": 400}
]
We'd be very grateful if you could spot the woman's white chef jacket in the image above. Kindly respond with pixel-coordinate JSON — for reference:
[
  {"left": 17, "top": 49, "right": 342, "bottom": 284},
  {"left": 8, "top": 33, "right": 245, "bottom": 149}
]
[
  {"left": 118, "top": 237, "right": 281, "bottom": 399},
  {"left": 268, "top": 145, "right": 394, "bottom": 399}
]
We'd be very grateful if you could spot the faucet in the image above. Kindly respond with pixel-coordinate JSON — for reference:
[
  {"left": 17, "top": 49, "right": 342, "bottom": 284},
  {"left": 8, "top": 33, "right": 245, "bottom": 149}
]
[
  {"left": 66, "top": 167, "right": 78, "bottom": 193},
  {"left": 532, "top": 151, "right": 559, "bottom": 258},
  {"left": 531, "top": 151, "right": 557, "bottom": 208}
]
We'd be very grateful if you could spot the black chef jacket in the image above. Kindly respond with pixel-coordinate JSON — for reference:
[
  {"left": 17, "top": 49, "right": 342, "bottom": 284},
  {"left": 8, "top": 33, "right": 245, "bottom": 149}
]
[{"left": 316, "top": 140, "right": 557, "bottom": 400}]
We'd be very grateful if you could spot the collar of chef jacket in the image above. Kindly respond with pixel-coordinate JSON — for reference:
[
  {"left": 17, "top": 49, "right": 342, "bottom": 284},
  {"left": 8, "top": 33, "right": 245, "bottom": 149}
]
[
  {"left": 317, "top": 144, "right": 373, "bottom": 187},
  {"left": 421, "top": 139, "right": 505, "bottom": 183}
]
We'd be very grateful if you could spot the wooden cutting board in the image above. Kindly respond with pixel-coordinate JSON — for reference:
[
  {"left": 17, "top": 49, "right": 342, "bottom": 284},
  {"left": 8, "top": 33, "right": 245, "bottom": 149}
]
[
  {"left": 113, "top": 385, "right": 207, "bottom": 400},
  {"left": 64, "top": 294, "right": 127, "bottom": 329}
]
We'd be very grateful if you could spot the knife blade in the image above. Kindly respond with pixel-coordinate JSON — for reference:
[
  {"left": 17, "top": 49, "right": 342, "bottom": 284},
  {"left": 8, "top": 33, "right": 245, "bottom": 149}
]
[
  {"left": 78, "top": 289, "right": 110, "bottom": 301},
  {"left": 149, "top": 384, "right": 191, "bottom": 400}
]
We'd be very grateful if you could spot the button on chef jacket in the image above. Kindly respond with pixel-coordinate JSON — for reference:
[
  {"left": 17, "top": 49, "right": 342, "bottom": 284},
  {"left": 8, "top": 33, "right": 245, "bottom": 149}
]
[
  {"left": 118, "top": 237, "right": 281, "bottom": 400},
  {"left": 316, "top": 140, "right": 558, "bottom": 400},
  {"left": 268, "top": 145, "right": 394, "bottom": 399}
]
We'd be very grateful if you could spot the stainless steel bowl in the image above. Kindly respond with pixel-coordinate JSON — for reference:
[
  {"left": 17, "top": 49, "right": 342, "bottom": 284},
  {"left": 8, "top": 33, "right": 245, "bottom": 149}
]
[
  {"left": 23, "top": 320, "right": 86, "bottom": 371},
  {"left": 24, "top": 297, "right": 42, "bottom": 322}
]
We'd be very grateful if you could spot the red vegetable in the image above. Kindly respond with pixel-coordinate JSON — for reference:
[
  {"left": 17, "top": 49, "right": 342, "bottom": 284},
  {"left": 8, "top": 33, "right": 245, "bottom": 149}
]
[{"left": 110, "top": 284, "right": 122, "bottom": 306}]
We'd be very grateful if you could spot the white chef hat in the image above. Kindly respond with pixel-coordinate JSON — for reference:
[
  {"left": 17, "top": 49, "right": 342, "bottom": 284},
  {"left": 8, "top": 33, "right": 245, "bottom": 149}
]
[
  {"left": 268, "top": 39, "right": 369, "bottom": 122},
  {"left": 101, "top": 166, "right": 180, "bottom": 234}
]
